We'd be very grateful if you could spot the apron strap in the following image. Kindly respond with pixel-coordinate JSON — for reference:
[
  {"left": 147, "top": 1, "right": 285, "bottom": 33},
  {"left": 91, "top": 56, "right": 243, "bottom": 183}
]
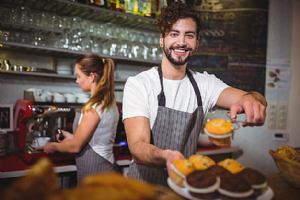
[
  {"left": 157, "top": 66, "right": 166, "bottom": 106},
  {"left": 186, "top": 69, "right": 203, "bottom": 107},
  {"left": 157, "top": 66, "right": 203, "bottom": 107}
]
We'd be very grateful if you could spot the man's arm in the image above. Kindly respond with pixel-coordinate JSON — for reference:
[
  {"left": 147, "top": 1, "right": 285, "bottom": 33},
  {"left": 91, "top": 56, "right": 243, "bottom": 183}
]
[
  {"left": 216, "top": 87, "right": 267, "bottom": 125},
  {"left": 124, "top": 116, "right": 183, "bottom": 167}
]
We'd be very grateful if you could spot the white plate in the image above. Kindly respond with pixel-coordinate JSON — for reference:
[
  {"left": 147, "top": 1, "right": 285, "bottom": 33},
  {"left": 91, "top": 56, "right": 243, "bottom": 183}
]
[{"left": 167, "top": 178, "right": 274, "bottom": 200}]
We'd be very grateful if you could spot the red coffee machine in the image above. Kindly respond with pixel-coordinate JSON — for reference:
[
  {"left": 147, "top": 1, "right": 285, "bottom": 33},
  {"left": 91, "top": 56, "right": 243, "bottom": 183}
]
[{"left": 13, "top": 99, "right": 75, "bottom": 164}]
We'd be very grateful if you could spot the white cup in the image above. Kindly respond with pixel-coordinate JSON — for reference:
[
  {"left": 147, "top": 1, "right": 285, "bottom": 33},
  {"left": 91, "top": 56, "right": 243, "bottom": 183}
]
[{"left": 32, "top": 137, "right": 50, "bottom": 148}]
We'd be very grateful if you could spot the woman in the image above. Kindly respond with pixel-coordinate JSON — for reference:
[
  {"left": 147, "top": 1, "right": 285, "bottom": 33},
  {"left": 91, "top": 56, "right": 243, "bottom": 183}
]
[{"left": 43, "top": 54, "right": 120, "bottom": 182}]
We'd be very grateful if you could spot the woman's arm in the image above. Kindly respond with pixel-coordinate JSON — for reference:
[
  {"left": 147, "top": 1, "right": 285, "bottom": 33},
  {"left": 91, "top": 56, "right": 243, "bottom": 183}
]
[{"left": 43, "top": 109, "right": 100, "bottom": 153}]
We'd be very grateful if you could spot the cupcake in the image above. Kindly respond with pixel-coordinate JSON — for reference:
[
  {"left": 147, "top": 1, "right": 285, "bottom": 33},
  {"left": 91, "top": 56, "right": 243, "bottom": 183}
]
[
  {"left": 218, "top": 173, "right": 254, "bottom": 199},
  {"left": 168, "top": 159, "right": 194, "bottom": 187},
  {"left": 238, "top": 168, "right": 268, "bottom": 190},
  {"left": 206, "top": 165, "right": 231, "bottom": 178},
  {"left": 184, "top": 170, "right": 220, "bottom": 196},
  {"left": 188, "top": 154, "right": 216, "bottom": 170},
  {"left": 218, "top": 159, "right": 245, "bottom": 174},
  {"left": 204, "top": 118, "right": 234, "bottom": 147}
]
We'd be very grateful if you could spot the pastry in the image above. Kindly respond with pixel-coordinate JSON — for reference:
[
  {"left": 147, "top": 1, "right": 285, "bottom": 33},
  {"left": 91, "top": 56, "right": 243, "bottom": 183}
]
[
  {"left": 184, "top": 170, "right": 220, "bottom": 194},
  {"left": 205, "top": 118, "right": 234, "bottom": 147},
  {"left": 238, "top": 168, "right": 268, "bottom": 190},
  {"left": 169, "top": 159, "right": 194, "bottom": 187},
  {"left": 188, "top": 154, "right": 216, "bottom": 170},
  {"left": 218, "top": 173, "right": 254, "bottom": 199},
  {"left": 218, "top": 159, "right": 245, "bottom": 174}
]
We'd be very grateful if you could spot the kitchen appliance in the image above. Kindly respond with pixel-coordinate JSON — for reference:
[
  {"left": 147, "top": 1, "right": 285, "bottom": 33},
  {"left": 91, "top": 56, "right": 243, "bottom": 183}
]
[{"left": 13, "top": 99, "right": 76, "bottom": 164}]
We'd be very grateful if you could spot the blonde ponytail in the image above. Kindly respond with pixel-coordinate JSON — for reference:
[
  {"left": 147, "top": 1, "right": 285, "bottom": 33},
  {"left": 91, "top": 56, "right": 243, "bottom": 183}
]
[{"left": 77, "top": 54, "right": 116, "bottom": 113}]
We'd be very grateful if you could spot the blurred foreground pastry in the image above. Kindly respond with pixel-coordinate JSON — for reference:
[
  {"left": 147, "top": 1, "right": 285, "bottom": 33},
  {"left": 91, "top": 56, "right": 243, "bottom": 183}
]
[
  {"left": 4, "top": 158, "right": 183, "bottom": 200},
  {"left": 4, "top": 158, "right": 59, "bottom": 200}
]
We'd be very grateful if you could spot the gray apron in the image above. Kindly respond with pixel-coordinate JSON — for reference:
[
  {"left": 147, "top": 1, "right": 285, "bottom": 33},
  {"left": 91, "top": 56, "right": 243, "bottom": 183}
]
[
  {"left": 73, "top": 112, "right": 116, "bottom": 183},
  {"left": 127, "top": 66, "right": 204, "bottom": 186},
  {"left": 75, "top": 144, "right": 116, "bottom": 183}
]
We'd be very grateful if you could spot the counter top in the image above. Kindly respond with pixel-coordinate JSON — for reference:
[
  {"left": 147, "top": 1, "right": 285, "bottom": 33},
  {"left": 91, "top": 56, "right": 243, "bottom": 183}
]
[
  {"left": 267, "top": 173, "right": 300, "bottom": 200},
  {"left": 0, "top": 153, "right": 76, "bottom": 179}
]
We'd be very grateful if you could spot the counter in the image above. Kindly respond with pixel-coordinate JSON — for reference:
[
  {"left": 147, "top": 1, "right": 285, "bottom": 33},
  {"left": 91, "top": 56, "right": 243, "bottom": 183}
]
[{"left": 267, "top": 173, "right": 300, "bottom": 200}]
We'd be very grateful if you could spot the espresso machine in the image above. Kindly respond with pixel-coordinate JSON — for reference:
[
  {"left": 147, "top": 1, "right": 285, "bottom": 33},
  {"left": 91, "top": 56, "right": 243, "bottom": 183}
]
[{"left": 13, "top": 99, "right": 76, "bottom": 164}]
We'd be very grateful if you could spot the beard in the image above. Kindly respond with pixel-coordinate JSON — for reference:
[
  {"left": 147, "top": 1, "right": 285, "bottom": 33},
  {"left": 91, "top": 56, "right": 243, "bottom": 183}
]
[{"left": 163, "top": 44, "right": 193, "bottom": 66}]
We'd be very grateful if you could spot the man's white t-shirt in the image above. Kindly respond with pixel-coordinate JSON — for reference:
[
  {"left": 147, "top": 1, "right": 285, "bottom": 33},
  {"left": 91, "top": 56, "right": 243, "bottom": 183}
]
[{"left": 123, "top": 67, "right": 229, "bottom": 128}]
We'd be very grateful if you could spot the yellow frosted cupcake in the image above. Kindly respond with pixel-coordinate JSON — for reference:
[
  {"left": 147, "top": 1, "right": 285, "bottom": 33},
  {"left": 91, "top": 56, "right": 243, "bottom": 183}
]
[
  {"left": 169, "top": 159, "right": 194, "bottom": 187},
  {"left": 218, "top": 159, "right": 245, "bottom": 174},
  {"left": 205, "top": 118, "right": 234, "bottom": 135},
  {"left": 188, "top": 154, "right": 216, "bottom": 170}
]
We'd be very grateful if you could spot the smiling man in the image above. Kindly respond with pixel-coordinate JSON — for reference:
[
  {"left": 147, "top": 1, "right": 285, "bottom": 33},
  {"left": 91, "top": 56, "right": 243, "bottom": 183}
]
[{"left": 122, "top": 2, "right": 267, "bottom": 186}]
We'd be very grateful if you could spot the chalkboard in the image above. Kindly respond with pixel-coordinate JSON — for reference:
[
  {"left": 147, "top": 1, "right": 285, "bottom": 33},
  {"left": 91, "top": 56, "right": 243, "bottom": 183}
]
[
  {"left": 0, "top": 104, "right": 13, "bottom": 131},
  {"left": 188, "top": 0, "right": 268, "bottom": 94}
]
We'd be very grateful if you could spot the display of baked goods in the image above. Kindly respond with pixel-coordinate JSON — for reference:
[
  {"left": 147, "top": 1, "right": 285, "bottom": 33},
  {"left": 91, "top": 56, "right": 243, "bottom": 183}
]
[
  {"left": 168, "top": 154, "right": 273, "bottom": 200},
  {"left": 204, "top": 118, "right": 237, "bottom": 147},
  {"left": 270, "top": 145, "right": 300, "bottom": 188},
  {"left": 4, "top": 158, "right": 184, "bottom": 200}
]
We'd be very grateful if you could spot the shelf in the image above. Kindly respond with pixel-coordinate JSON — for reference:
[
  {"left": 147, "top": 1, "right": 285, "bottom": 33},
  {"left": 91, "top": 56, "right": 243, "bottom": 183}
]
[
  {"left": 0, "top": 0, "right": 158, "bottom": 32},
  {"left": 0, "top": 70, "right": 126, "bottom": 84},
  {"left": 0, "top": 41, "right": 160, "bottom": 66},
  {"left": 0, "top": 69, "right": 75, "bottom": 80}
]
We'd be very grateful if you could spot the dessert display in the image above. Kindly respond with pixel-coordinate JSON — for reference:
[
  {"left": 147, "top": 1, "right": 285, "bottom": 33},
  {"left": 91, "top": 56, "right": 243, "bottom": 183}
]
[
  {"left": 168, "top": 155, "right": 272, "bottom": 200},
  {"left": 204, "top": 118, "right": 236, "bottom": 147}
]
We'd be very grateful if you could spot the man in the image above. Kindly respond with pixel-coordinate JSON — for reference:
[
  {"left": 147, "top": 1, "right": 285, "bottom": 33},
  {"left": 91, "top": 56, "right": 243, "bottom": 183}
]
[{"left": 122, "top": 2, "right": 267, "bottom": 185}]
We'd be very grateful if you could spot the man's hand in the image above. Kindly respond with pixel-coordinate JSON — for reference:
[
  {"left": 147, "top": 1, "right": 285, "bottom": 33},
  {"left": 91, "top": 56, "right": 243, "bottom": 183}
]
[
  {"left": 163, "top": 149, "right": 184, "bottom": 177},
  {"left": 229, "top": 92, "right": 267, "bottom": 126}
]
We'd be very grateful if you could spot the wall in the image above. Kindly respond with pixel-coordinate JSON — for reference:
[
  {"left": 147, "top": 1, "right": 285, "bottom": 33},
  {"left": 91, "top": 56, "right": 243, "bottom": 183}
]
[
  {"left": 234, "top": 0, "right": 300, "bottom": 175},
  {"left": 288, "top": 0, "right": 300, "bottom": 146}
]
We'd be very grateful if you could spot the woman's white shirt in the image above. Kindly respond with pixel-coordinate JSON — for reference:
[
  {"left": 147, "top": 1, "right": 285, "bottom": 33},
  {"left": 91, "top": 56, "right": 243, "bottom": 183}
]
[{"left": 78, "top": 103, "right": 119, "bottom": 163}]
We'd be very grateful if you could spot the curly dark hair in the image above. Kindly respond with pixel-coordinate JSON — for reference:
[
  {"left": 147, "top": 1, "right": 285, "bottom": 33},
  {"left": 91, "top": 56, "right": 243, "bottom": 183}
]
[{"left": 156, "top": 2, "right": 200, "bottom": 38}]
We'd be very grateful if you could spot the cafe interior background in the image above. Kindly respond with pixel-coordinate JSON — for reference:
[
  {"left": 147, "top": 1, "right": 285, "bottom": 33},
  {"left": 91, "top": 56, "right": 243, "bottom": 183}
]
[{"left": 0, "top": 0, "right": 299, "bottom": 177}]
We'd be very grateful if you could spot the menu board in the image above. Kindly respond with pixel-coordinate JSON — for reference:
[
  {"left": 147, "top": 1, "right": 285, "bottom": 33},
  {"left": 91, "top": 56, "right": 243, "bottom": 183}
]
[{"left": 188, "top": 0, "right": 268, "bottom": 94}]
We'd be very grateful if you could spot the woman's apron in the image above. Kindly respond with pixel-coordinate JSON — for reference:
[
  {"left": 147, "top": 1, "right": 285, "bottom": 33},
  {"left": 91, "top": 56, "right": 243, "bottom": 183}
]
[
  {"left": 127, "top": 66, "right": 204, "bottom": 186},
  {"left": 73, "top": 112, "right": 116, "bottom": 183},
  {"left": 76, "top": 144, "right": 116, "bottom": 183}
]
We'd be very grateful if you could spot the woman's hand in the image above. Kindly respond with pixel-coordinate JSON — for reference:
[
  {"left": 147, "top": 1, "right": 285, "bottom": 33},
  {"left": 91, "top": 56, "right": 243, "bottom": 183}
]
[{"left": 56, "top": 130, "right": 73, "bottom": 142}]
